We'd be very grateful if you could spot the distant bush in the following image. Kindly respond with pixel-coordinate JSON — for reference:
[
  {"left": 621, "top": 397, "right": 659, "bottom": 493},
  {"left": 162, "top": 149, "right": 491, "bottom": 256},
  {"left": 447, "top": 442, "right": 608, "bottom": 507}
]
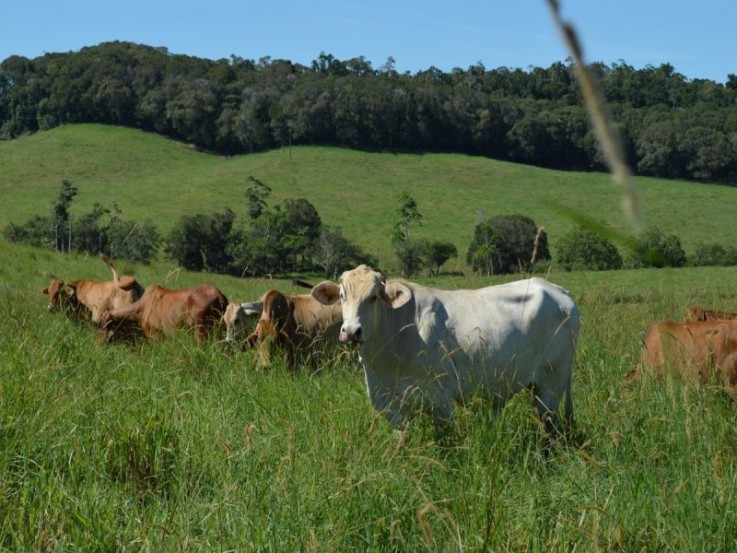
[
  {"left": 557, "top": 227, "right": 622, "bottom": 271},
  {"left": 72, "top": 202, "right": 161, "bottom": 265},
  {"left": 315, "top": 226, "right": 378, "bottom": 279},
  {"left": 4, "top": 193, "right": 161, "bottom": 265},
  {"left": 164, "top": 209, "right": 235, "bottom": 272},
  {"left": 3, "top": 215, "right": 54, "bottom": 249},
  {"left": 108, "top": 219, "right": 161, "bottom": 265},
  {"left": 625, "top": 226, "right": 686, "bottom": 268},
  {"left": 423, "top": 241, "right": 458, "bottom": 276},
  {"left": 466, "top": 214, "right": 549, "bottom": 275},
  {"left": 690, "top": 242, "right": 737, "bottom": 266}
]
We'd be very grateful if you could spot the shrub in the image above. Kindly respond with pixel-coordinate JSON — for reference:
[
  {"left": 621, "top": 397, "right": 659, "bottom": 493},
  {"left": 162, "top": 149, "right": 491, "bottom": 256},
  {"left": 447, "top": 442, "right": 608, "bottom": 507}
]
[
  {"left": 423, "top": 241, "right": 458, "bottom": 276},
  {"left": 315, "top": 226, "right": 378, "bottom": 279},
  {"left": 466, "top": 214, "right": 549, "bottom": 275},
  {"left": 557, "top": 227, "right": 622, "bottom": 271},
  {"left": 164, "top": 209, "right": 235, "bottom": 272},
  {"left": 690, "top": 242, "right": 737, "bottom": 266},
  {"left": 108, "top": 219, "right": 161, "bottom": 265},
  {"left": 3, "top": 215, "right": 54, "bottom": 248},
  {"left": 625, "top": 226, "right": 686, "bottom": 268}
]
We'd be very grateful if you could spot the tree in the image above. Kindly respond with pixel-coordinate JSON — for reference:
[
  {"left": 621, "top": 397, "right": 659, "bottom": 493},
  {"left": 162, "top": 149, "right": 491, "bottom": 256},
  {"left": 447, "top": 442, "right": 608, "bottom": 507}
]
[
  {"left": 280, "top": 198, "right": 322, "bottom": 271},
  {"left": 164, "top": 209, "right": 235, "bottom": 272},
  {"left": 625, "top": 226, "right": 686, "bottom": 268},
  {"left": 392, "top": 192, "right": 422, "bottom": 243},
  {"left": 107, "top": 218, "right": 161, "bottom": 265},
  {"left": 73, "top": 203, "right": 109, "bottom": 255},
  {"left": 315, "top": 226, "right": 378, "bottom": 279},
  {"left": 392, "top": 192, "right": 424, "bottom": 277},
  {"left": 467, "top": 214, "right": 549, "bottom": 275},
  {"left": 424, "top": 241, "right": 458, "bottom": 276},
  {"left": 690, "top": 242, "right": 737, "bottom": 267},
  {"left": 51, "top": 179, "right": 79, "bottom": 252},
  {"left": 557, "top": 227, "right": 622, "bottom": 271},
  {"left": 244, "top": 176, "right": 271, "bottom": 220},
  {"left": 228, "top": 216, "right": 286, "bottom": 277},
  {"left": 3, "top": 215, "right": 54, "bottom": 248},
  {"left": 465, "top": 221, "right": 502, "bottom": 276}
]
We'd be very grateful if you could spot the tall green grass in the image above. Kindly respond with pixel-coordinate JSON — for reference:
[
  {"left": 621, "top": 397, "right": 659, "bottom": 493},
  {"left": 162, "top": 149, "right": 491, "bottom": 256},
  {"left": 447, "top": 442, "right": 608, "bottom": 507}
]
[
  {"left": 2, "top": 240, "right": 737, "bottom": 550},
  {"left": 2, "top": 124, "right": 737, "bottom": 274}
]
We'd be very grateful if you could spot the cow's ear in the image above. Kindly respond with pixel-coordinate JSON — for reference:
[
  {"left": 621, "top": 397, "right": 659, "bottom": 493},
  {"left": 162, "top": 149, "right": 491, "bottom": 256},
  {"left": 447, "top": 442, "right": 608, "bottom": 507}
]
[
  {"left": 42, "top": 287, "right": 49, "bottom": 295},
  {"left": 383, "top": 282, "right": 411, "bottom": 309},
  {"left": 311, "top": 281, "right": 340, "bottom": 305},
  {"left": 243, "top": 301, "right": 263, "bottom": 316},
  {"left": 62, "top": 284, "right": 77, "bottom": 297}
]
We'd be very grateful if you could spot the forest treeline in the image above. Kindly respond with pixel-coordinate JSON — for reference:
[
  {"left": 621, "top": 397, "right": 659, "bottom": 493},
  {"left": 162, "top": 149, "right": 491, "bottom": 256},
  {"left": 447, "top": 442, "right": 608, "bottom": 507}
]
[{"left": 2, "top": 41, "right": 737, "bottom": 182}]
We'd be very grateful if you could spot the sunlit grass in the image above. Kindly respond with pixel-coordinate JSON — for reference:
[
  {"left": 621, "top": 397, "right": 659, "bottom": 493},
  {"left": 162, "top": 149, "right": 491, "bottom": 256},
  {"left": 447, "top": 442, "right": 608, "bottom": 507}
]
[
  {"left": 2, "top": 124, "right": 737, "bottom": 274},
  {"left": 1, "top": 241, "right": 736, "bottom": 549}
]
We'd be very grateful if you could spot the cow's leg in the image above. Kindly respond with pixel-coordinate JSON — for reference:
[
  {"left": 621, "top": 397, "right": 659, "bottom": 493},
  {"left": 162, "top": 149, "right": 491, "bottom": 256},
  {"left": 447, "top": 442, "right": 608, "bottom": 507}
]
[
  {"left": 242, "top": 331, "right": 259, "bottom": 352},
  {"left": 531, "top": 387, "right": 562, "bottom": 437}
]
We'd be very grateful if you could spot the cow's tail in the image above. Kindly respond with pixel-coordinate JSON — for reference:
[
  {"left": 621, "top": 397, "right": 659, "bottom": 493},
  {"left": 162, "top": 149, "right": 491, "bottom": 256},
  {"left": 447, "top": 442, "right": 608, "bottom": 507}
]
[
  {"left": 100, "top": 254, "right": 121, "bottom": 286},
  {"left": 291, "top": 278, "right": 314, "bottom": 290}
]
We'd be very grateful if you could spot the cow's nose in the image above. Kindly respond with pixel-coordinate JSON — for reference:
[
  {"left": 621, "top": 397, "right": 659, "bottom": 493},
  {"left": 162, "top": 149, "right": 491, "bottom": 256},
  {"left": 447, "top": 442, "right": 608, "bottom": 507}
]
[{"left": 340, "top": 324, "right": 362, "bottom": 343}]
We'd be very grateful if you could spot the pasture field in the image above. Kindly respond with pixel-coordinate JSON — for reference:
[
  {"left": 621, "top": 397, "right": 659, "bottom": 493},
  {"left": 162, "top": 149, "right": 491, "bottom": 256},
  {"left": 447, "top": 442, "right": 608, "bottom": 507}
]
[
  {"left": 3, "top": 124, "right": 737, "bottom": 275},
  {"left": 1, "top": 240, "right": 737, "bottom": 551}
]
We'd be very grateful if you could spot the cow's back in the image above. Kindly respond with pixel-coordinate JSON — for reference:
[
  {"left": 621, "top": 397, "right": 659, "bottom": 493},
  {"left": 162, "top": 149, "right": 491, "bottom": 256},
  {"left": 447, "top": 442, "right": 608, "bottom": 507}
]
[
  {"left": 74, "top": 278, "right": 143, "bottom": 323},
  {"left": 363, "top": 277, "right": 579, "bottom": 420},
  {"left": 290, "top": 296, "right": 343, "bottom": 345},
  {"left": 686, "top": 306, "right": 737, "bottom": 321},
  {"left": 416, "top": 277, "right": 578, "bottom": 370},
  {"left": 175, "top": 284, "right": 228, "bottom": 335},
  {"left": 640, "top": 319, "right": 737, "bottom": 389},
  {"left": 248, "top": 290, "right": 343, "bottom": 368},
  {"left": 105, "top": 283, "right": 227, "bottom": 340}
]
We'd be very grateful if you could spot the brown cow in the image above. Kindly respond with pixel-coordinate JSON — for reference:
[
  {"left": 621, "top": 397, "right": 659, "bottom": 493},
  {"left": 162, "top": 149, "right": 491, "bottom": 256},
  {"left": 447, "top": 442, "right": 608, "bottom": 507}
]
[
  {"left": 42, "top": 255, "right": 144, "bottom": 323},
  {"left": 685, "top": 306, "right": 737, "bottom": 321},
  {"left": 100, "top": 283, "right": 228, "bottom": 342},
  {"left": 223, "top": 280, "right": 315, "bottom": 344},
  {"left": 243, "top": 288, "right": 343, "bottom": 370},
  {"left": 628, "top": 319, "right": 737, "bottom": 397}
]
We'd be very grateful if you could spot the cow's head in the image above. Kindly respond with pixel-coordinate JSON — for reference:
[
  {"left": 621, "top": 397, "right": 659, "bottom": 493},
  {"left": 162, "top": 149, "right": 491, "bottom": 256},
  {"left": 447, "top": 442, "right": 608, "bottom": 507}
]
[
  {"left": 311, "top": 265, "right": 411, "bottom": 344},
  {"left": 223, "top": 301, "right": 261, "bottom": 343},
  {"left": 42, "top": 278, "right": 82, "bottom": 315}
]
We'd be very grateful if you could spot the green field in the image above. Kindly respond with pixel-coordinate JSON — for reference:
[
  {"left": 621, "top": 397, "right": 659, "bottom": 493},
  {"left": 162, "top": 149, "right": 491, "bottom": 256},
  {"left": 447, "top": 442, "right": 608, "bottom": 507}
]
[
  {"left": 2, "top": 125, "right": 737, "bottom": 550},
  {"left": 2, "top": 238, "right": 737, "bottom": 550},
  {"left": 2, "top": 124, "right": 737, "bottom": 275}
]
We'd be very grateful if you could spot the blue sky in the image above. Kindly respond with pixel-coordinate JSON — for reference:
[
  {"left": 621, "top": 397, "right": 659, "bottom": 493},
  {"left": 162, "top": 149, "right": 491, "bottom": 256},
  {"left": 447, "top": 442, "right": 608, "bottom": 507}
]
[{"left": 3, "top": 0, "right": 735, "bottom": 83}]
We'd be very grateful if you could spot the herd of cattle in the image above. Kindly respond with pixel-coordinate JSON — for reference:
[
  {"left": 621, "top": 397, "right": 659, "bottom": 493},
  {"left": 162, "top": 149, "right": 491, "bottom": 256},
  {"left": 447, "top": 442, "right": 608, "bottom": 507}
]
[{"left": 41, "top": 255, "right": 737, "bottom": 435}]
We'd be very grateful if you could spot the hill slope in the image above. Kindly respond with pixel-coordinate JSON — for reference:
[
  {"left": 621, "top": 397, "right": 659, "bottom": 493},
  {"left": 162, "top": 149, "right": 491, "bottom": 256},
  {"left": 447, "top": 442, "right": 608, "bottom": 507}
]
[{"left": 2, "top": 124, "right": 736, "bottom": 272}]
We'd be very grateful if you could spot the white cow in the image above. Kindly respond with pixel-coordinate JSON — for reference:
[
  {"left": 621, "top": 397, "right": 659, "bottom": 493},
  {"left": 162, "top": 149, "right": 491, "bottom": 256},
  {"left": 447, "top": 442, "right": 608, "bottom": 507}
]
[{"left": 311, "top": 265, "right": 580, "bottom": 434}]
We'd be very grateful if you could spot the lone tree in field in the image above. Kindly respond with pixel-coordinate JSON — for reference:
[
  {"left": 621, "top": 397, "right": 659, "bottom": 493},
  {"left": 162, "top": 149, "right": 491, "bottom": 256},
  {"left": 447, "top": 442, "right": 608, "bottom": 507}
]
[
  {"left": 52, "top": 179, "right": 79, "bottom": 252},
  {"left": 467, "top": 214, "right": 550, "bottom": 275},
  {"left": 392, "top": 192, "right": 424, "bottom": 278},
  {"left": 424, "top": 241, "right": 458, "bottom": 276}
]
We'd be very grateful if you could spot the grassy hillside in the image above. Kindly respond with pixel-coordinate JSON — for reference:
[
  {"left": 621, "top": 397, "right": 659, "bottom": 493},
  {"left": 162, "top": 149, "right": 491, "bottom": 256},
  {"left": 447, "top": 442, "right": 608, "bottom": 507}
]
[
  {"left": 2, "top": 124, "right": 737, "bottom": 274},
  {"left": 2, "top": 239, "right": 737, "bottom": 550}
]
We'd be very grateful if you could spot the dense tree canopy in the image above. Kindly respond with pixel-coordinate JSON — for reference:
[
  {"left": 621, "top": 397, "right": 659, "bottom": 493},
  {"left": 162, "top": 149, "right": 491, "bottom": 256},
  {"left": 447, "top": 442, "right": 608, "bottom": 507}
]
[{"left": 2, "top": 42, "right": 737, "bottom": 183}]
